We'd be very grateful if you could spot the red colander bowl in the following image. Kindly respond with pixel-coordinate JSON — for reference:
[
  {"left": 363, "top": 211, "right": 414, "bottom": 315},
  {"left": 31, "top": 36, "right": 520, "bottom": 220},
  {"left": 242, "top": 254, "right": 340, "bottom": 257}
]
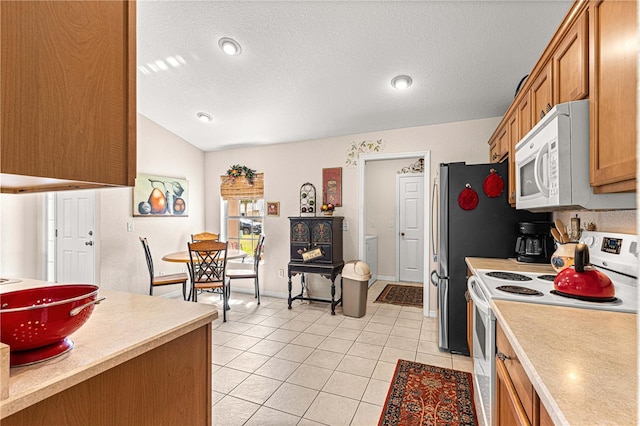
[{"left": 0, "top": 285, "right": 104, "bottom": 366}]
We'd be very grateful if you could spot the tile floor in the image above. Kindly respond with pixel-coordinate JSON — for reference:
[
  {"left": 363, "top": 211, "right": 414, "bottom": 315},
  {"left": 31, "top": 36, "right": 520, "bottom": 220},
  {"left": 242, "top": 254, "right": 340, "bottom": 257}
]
[{"left": 197, "top": 280, "right": 473, "bottom": 426}]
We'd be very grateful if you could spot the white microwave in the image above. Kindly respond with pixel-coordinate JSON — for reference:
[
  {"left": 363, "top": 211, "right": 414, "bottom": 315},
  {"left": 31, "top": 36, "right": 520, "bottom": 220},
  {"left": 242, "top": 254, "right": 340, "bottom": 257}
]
[{"left": 515, "top": 100, "right": 635, "bottom": 211}]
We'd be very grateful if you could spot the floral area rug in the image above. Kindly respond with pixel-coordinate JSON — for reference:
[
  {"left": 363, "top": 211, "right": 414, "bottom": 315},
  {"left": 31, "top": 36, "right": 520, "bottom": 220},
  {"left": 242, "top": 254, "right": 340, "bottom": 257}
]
[
  {"left": 375, "top": 284, "right": 423, "bottom": 308},
  {"left": 379, "top": 360, "right": 477, "bottom": 426}
]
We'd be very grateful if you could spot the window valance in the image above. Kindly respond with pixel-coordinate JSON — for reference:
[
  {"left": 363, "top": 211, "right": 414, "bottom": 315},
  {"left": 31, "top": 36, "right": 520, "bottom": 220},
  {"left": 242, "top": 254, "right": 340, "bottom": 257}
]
[{"left": 220, "top": 173, "right": 264, "bottom": 200}]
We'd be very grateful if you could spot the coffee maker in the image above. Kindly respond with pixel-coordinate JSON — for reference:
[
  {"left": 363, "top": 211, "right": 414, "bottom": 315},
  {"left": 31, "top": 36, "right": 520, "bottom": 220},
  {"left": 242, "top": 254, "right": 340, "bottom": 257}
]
[{"left": 515, "top": 222, "right": 555, "bottom": 263}]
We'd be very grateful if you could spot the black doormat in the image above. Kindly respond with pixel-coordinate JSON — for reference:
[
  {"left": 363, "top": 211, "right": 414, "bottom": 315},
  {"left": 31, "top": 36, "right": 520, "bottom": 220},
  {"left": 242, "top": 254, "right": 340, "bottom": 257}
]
[{"left": 374, "top": 284, "right": 423, "bottom": 308}]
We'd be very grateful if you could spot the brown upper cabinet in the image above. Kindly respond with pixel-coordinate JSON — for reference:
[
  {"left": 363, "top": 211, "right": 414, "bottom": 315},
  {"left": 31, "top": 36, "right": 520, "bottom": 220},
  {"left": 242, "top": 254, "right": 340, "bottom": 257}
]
[
  {"left": 553, "top": 9, "right": 589, "bottom": 103},
  {"left": 487, "top": 0, "right": 636, "bottom": 201},
  {"left": 1, "top": 1, "right": 137, "bottom": 194},
  {"left": 589, "top": 0, "right": 637, "bottom": 193},
  {"left": 530, "top": 62, "right": 554, "bottom": 127}
]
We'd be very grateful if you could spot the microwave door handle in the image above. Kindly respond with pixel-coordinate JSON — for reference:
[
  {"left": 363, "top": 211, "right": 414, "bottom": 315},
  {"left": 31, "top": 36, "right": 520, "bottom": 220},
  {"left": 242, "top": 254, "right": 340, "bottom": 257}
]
[{"left": 534, "top": 144, "right": 550, "bottom": 197}]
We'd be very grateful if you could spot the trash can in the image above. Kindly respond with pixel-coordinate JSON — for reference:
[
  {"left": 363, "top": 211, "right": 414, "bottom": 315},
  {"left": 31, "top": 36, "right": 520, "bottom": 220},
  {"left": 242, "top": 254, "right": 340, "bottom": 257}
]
[{"left": 342, "top": 260, "right": 372, "bottom": 318}]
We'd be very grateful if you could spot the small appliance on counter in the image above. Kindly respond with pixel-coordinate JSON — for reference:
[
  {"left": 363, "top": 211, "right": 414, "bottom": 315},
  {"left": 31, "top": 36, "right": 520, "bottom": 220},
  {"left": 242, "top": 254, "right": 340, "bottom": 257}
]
[{"left": 514, "top": 221, "right": 555, "bottom": 263}]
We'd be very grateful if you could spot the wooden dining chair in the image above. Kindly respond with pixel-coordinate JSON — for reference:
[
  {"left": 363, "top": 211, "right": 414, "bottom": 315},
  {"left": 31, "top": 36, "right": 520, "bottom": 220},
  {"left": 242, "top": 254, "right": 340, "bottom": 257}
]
[
  {"left": 140, "top": 237, "right": 189, "bottom": 298},
  {"left": 188, "top": 240, "right": 229, "bottom": 321},
  {"left": 191, "top": 232, "right": 219, "bottom": 242},
  {"left": 226, "top": 235, "right": 265, "bottom": 305}
]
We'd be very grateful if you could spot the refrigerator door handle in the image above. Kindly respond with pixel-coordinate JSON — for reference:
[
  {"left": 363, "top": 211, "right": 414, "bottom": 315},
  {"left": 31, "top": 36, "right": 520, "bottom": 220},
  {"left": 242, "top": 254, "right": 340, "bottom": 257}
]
[
  {"left": 430, "top": 178, "right": 438, "bottom": 262},
  {"left": 430, "top": 270, "right": 445, "bottom": 287}
]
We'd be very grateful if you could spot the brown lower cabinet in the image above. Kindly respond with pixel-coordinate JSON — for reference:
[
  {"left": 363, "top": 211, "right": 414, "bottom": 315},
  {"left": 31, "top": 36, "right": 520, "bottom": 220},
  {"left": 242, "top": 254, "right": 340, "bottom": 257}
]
[
  {"left": 495, "top": 322, "right": 553, "bottom": 426},
  {"left": 3, "top": 325, "right": 212, "bottom": 426}
]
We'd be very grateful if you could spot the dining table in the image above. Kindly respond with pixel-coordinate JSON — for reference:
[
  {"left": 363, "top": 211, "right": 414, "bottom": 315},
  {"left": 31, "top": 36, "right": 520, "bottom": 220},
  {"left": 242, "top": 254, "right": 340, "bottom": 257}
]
[{"left": 162, "top": 249, "right": 248, "bottom": 301}]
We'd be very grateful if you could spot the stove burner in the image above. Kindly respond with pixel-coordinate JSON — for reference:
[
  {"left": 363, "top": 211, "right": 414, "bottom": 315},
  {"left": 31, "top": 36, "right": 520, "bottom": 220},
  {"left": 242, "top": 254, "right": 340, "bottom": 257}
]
[
  {"left": 486, "top": 271, "right": 532, "bottom": 281},
  {"left": 496, "top": 285, "right": 543, "bottom": 296},
  {"left": 537, "top": 275, "right": 557, "bottom": 282},
  {"left": 550, "top": 290, "right": 621, "bottom": 304}
]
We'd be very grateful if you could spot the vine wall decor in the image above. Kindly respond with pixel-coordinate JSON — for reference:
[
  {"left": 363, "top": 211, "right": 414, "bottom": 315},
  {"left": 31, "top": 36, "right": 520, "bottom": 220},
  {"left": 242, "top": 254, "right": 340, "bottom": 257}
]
[{"left": 345, "top": 139, "right": 385, "bottom": 167}]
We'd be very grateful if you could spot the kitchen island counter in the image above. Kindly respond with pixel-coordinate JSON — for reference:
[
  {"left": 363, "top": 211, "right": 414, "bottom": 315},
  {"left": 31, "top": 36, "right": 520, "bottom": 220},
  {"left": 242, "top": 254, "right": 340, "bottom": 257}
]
[
  {"left": 1, "top": 284, "right": 217, "bottom": 424},
  {"left": 492, "top": 300, "right": 637, "bottom": 425}
]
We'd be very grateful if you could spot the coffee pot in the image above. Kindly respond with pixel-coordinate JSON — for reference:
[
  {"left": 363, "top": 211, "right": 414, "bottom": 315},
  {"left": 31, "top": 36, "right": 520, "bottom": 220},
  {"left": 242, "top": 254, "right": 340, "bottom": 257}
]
[{"left": 514, "top": 221, "right": 555, "bottom": 263}]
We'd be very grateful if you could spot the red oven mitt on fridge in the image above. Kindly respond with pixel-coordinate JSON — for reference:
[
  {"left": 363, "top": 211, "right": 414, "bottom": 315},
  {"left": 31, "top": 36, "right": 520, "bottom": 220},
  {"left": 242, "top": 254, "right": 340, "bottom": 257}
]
[
  {"left": 458, "top": 184, "right": 478, "bottom": 210},
  {"left": 483, "top": 168, "right": 504, "bottom": 198}
]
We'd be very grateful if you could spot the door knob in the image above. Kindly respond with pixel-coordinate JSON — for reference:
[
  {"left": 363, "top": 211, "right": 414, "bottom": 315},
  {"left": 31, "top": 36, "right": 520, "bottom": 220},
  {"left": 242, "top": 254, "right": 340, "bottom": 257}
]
[
  {"left": 85, "top": 241, "right": 93, "bottom": 246},
  {"left": 88, "top": 231, "right": 93, "bottom": 236},
  {"left": 400, "top": 232, "right": 405, "bottom": 236}
]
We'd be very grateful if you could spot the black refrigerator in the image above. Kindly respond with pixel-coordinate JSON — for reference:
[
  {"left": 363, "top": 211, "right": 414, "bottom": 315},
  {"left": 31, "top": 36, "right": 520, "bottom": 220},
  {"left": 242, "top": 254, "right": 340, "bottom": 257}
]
[{"left": 430, "top": 161, "right": 548, "bottom": 355}]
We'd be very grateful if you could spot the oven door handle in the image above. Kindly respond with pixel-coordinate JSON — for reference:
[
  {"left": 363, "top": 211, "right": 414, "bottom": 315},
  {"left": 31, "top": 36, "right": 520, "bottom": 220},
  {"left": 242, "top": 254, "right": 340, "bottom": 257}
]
[{"left": 467, "top": 276, "right": 491, "bottom": 314}]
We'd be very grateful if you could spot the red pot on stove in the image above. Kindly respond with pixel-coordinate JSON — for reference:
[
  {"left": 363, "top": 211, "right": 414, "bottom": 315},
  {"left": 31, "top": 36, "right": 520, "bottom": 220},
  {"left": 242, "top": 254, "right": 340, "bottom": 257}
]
[{"left": 553, "top": 243, "right": 615, "bottom": 299}]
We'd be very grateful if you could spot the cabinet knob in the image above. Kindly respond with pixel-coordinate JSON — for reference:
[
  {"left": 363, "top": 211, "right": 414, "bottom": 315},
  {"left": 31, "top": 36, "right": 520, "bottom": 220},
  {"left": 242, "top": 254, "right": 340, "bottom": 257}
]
[
  {"left": 497, "top": 351, "right": 512, "bottom": 361},
  {"left": 492, "top": 153, "right": 498, "bottom": 161},
  {"left": 540, "top": 110, "right": 545, "bottom": 120}
]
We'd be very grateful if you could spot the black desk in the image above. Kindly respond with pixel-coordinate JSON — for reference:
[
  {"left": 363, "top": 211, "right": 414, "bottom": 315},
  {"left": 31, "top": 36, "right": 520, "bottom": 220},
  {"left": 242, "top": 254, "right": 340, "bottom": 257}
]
[{"left": 287, "top": 261, "right": 344, "bottom": 315}]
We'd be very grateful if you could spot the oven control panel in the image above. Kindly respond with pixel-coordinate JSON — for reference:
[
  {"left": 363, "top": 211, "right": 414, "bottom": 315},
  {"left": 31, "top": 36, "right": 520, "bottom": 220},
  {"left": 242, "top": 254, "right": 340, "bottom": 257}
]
[{"left": 580, "top": 231, "right": 638, "bottom": 277}]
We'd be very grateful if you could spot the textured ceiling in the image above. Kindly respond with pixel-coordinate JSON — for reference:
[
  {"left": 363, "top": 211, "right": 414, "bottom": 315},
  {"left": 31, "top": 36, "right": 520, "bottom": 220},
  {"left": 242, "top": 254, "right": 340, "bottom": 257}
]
[{"left": 137, "top": 1, "right": 572, "bottom": 152}]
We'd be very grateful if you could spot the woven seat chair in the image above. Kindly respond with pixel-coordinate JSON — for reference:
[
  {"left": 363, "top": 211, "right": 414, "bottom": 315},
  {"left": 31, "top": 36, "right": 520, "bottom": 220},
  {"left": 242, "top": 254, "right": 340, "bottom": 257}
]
[{"left": 188, "top": 240, "right": 229, "bottom": 321}]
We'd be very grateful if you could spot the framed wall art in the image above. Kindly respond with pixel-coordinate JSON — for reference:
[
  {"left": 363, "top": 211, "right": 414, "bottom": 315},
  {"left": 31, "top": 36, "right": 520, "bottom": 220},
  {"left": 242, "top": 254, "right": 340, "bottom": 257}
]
[
  {"left": 322, "top": 167, "right": 342, "bottom": 207},
  {"left": 267, "top": 201, "right": 280, "bottom": 216},
  {"left": 133, "top": 174, "right": 189, "bottom": 217}
]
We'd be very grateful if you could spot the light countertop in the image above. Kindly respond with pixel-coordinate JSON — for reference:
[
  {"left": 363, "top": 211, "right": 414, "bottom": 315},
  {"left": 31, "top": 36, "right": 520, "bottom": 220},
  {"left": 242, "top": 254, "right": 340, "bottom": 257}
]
[
  {"left": 466, "top": 258, "right": 637, "bottom": 425},
  {"left": 493, "top": 300, "right": 637, "bottom": 425},
  {"left": 0, "top": 284, "right": 218, "bottom": 419}
]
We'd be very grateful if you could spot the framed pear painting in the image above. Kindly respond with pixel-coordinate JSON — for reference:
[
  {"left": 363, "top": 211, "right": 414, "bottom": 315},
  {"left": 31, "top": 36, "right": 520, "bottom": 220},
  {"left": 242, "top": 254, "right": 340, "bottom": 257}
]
[{"left": 133, "top": 174, "right": 189, "bottom": 216}]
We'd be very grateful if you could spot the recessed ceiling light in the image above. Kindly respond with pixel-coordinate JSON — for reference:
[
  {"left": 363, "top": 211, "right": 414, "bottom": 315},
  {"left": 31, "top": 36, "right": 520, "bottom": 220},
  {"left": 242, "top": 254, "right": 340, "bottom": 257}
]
[
  {"left": 218, "top": 37, "right": 242, "bottom": 56},
  {"left": 196, "top": 112, "right": 213, "bottom": 122},
  {"left": 391, "top": 75, "right": 413, "bottom": 90}
]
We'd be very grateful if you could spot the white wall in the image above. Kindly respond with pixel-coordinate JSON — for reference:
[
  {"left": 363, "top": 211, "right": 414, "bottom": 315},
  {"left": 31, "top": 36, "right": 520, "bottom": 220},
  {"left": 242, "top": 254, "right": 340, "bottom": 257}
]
[
  {"left": 204, "top": 117, "right": 501, "bottom": 312},
  {"left": 0, "top": 114, "right": 206, "bottom": 297}
]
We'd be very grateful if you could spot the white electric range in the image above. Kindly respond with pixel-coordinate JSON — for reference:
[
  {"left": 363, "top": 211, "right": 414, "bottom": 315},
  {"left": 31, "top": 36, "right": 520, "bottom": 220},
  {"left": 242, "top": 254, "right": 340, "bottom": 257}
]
[
  {"left": 468, "top": 231, "right": 638, "bottom": 426},
  {"left": 475, "top": 230, "right": 638, "bottom": 313}
]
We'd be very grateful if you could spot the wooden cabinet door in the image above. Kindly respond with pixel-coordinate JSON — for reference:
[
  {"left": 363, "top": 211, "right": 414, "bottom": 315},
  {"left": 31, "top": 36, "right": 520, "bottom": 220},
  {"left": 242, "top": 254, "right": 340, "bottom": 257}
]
[
  {"left": 497, "top": 126, "right": 509, "bottom": 161},
  {"left": 589, "top": 0, "right": 637, "bottom": 192},
  {"left": 1, "top": 1, "right": 136, "bottom": 189},
  {"left": 496, "top": 359, "right": 531, "bottom": 426},
  {"left": 517, "top": 92, "right": 532, "bottom": 140},
  {"left": 530, "top": 62, "right": 554, "bottom": 127},
  {"left": 507, "top": 112, "right": 519, "bottom": 205},
  {"left": 554, "top": 9, "right": 589, "bottom": 103}
]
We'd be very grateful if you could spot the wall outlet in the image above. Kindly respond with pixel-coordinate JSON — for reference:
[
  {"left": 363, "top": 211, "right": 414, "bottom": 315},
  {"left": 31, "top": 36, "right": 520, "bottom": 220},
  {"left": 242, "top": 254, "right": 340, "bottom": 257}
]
[
  {"left": 278, "top": 269, "right": 284, "bottom": 278},
  {"left": 370, "top": 220, "right": 375, "bottom": 228},
  {"left": 127, "top": 222, "right": 134, "bottom": 232},
  {"left": 388, "top": 220, "right": 394, "bottom": 228},
  {"left": 342, "top": 222, "right": 349, "bottom": 231}
]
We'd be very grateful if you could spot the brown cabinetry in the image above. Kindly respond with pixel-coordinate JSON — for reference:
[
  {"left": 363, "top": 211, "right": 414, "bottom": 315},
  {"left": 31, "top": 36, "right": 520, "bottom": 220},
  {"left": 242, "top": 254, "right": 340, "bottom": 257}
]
[
  {"left": 487, "top": 0, "right": 636, "bottom": 197},
  {"left": 0, "top": 0, "right": 136, "bottom": 194},
  {"left": 553, "top": 9, "right": 589, "bottom": 103},
  {"left": 531, "top": 62, "right": 554, "bottom": 127},
  {"left": 488, "top": 125, "right": 508, "bottom": 163},
  {"left": 589, "top": 0, "right": 637, "bottom": 192},
  {"left": 495, "top": 322, "right": 553, "bottom": 426}
]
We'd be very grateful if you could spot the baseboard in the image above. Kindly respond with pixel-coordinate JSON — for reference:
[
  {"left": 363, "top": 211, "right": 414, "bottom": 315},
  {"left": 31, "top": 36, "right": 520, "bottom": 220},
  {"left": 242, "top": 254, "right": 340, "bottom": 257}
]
[
  {"left": 428, "top": 310, "right": 437, "bottom": 318},
  {"left": 230, "top": 287, "right": 289, "bottom": 299},
  {"left": 377, "top": 275, "right": 396, "bottom": 282}
]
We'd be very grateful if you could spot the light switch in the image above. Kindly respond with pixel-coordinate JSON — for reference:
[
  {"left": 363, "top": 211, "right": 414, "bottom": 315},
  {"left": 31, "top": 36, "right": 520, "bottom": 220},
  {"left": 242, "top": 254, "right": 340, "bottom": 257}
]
[
  {"left": 388, "top": 220, "right": 394, "bottom": 228},
  {"left": 127, "top": 222, "right": 134, "bottom": 232}
]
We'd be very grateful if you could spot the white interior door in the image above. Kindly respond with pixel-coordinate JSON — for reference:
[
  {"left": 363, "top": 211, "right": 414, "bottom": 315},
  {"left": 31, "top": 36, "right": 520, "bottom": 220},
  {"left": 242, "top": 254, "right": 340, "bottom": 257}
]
[
  {"left": 397, "top": 174, "right": 424, "bottom": 282},
  {"left": 56, "top": 190, "right": 95, "bottom": 283}
]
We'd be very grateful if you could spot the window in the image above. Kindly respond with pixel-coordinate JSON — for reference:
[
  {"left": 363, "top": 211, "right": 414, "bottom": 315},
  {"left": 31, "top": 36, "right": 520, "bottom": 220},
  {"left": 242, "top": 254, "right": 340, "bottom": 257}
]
[{"left": 223, "top": 199, "right": 263, "bottom": 257}]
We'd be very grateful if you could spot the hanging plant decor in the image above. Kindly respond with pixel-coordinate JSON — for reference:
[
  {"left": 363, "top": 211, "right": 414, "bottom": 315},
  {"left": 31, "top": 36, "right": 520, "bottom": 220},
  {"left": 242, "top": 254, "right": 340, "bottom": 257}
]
[
  {"left": 225, "top": 164, "right": 256, "bottom": 185},
  {"left": 345, "top": 139, "right": 385, "bottom": 167}
]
